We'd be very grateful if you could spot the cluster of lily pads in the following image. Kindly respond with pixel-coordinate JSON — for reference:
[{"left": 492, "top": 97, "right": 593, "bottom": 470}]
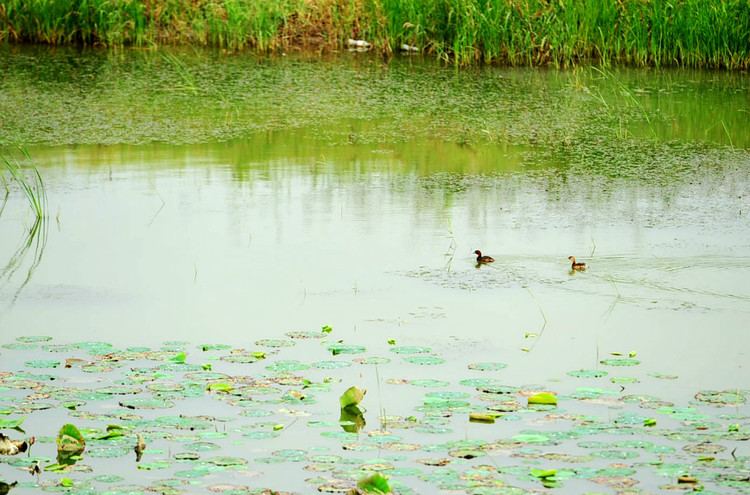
[{"left": 0, "top": 332, "right": 748, "bottom": 494}]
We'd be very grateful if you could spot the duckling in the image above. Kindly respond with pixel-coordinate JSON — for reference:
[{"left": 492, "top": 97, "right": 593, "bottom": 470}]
[
  {"left": 568, "top": 256, "right": 587, "bottom": 271},
  {"left": 474, "top": 250, "right": 495, "bottom": 263}
]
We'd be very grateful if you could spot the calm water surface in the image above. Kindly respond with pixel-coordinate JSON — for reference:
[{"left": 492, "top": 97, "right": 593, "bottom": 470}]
[{"left": 0, "top": 47, "right": 749, "bottom": 493}]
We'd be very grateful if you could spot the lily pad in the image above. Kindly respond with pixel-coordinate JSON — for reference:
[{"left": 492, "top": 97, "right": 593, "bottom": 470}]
[
  {"left": 265, "top": 361, "right": 310, "bottom": 372},
  {"left": 468, "top": 362, "right": 508, "bottom": 371},
  {"left": 353, "top": 357, "right": 391, "bottom": 365},
  {"left": 600, "top": 358, "right": 641, "bottom": 367},
  {"left": 255, "top": 339, "right": 295, "bottom": 348},
  {"left": 17, "top": 336, "right": 53, "bottom": 343},
  {"left": 410, "top": 380, "right": 449, "bottom": 388},
  {"left": 567, "top": 369, "right": 608, "bottom": 378},
  {"left": 312, "top": 361, "right": 353, "bottom": 369},
  {"left": 389, "top": 346, "right": 431, "bottom": 354},
  {"left": 327, "top": 344, "right": 367, "bottom": 355},
  {"left": 119, "top": 398, "right": 175, "bottom": 409},
  {"left": 694, "top": 390, "right": 747, "bottom": 406},
  {"left": 404, "top": 356, "right": 445, "bottom": 365}
]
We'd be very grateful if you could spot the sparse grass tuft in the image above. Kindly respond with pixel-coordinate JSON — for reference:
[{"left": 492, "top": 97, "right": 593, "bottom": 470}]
[{"left": 1, "top": 147, "right": 47, "bottom": 222}]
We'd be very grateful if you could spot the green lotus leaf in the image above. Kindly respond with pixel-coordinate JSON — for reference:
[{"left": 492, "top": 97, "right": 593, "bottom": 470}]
[
  {"left": 357, "top": 472, "right": 392, "bottom": 494},
  {"left": 340, "top": 386, "right": 367, "bottom": 409},
  {"left": 528, "top": 393, "right": 557, "bottom": 406},
  {"left": 57, "top": 423, "right": 85, "bottom": 451}
]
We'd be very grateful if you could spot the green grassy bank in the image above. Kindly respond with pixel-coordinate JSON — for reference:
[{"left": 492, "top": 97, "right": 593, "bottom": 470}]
[{"left": 1, "top": 0, "right": 749, "bottom": 68}]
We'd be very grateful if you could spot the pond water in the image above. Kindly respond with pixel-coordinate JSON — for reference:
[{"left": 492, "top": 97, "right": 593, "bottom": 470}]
[{"left": 0, "top": 47, "right": 748, "bottom": 494}]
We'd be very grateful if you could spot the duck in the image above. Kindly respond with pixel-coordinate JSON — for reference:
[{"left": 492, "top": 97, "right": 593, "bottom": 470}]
[
  {"left": 568, "top": 256, "right": 587, "bottom": 271},
  {"left": 474, "top": 250, "right": 495, "bottom": 263}
]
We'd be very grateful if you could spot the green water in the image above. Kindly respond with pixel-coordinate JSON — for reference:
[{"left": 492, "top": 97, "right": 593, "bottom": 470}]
[{"left": 0, "top": 46, "right": 749, "bottom": 494}]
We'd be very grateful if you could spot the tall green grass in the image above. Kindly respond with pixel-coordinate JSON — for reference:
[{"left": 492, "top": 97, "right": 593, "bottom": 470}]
[{"left": 1, "top": 0, "right": 748, "bottom": 68}]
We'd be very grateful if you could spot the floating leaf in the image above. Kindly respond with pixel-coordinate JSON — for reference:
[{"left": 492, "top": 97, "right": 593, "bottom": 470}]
[
  {"left": 265, "top": 361, "right": 310, "bottom": 372},
  {"left": 357, "top": 472, "right": 392, "bottom": 494},
  {"left": 694, "top": 390, "right": 747, "bottom": 406},
  {"left": 0, "top": 416, "right": 25, "bottom": 429},
  {"left": 568, "top": 369, "right": 608, "bottom": 378},
  {"left": 528, "top": 393, "right": 557, "bottom": 406},
  {"left": 469, "top": 413, "right": 500, "bottom": 423},
  {"left": 468, "top": 362, "right": 507, "bottom": 371},
  {"left": 353, "top": 357, "right": 391, "bottom": 365},
  {"left": 57, "top": 424, "right": 85, "bottom": 451},
  {"left": 600, "top": 358, "right": 641, "bottom": 367},
  {"left": 168, "top": 352, "right": 186, "bottom": 364},
  {"left": 206, "top": 383, "right": 234, "bottom": 393},
  {"left": 255, "top": 339, "right": 294, "bottom": 348},
  {"left": 17, "top": 336, "right": 53, "bottom": 343},
  {"left": 286, "top": 331, "right": 325, "bottom": 339},
  {"left": 327, "top": 344, "right": 366, "bottom": 355},
  {"left": 25, "top": 360, "right": 60, "bottom": 368},
  {"left": 531, "top": 469, "right": 557, "bottom": 479},
  {"left": 404, "top": 356, "right": 444, "bottom": 365},
  {"left": 389, "top": 346, "right": 430, "bottom": 354},
  {"left": 119, "top": 398, "right": 175, "bottom": 409},
  {"left": 312, "top": 361, "right": 352, "bottom": 369},
  {"left": 340, "top": 386, "right": 366, "bottom": 409}
]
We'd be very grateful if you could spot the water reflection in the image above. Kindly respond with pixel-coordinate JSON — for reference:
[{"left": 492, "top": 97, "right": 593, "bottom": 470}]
[{"left": 0, "top": 214, "right": 48, "bottom": 308}]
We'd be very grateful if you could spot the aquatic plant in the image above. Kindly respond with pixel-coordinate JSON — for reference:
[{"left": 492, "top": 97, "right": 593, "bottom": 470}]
[
  {"left": 0, "top": 335, "right": 748, "bottom": 493},
  {"left": 0, "top": 147, "right": 47, "bottom": 221},
  {"left": 1, "top": 0, "right": 749, "bottom": 68}
]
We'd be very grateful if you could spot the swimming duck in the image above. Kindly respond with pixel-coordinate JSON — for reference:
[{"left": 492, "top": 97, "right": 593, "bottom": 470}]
[
  {"left": 474, "top": 250, "right": 495, "bottom": 263},
  {"left": 568, "top": 256, "right": 587, "bottom": 271}
]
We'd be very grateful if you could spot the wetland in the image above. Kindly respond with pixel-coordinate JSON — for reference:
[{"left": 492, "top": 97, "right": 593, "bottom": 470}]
[{"left": 0, "top": 46, "right": 749, "bottom": 494}]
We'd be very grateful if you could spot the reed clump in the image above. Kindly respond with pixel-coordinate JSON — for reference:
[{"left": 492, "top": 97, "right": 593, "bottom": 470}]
[{"left": 1, "top": 0, "right": 748, "bottom": 68}]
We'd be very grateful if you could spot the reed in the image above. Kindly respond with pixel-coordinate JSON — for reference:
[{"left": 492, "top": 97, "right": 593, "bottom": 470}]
[
  {"left": 0, "top": 0, "right": 748, "bottom": 68},
  {"left": 0, "top": 148, "right": 47, "bottom": 222}
]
